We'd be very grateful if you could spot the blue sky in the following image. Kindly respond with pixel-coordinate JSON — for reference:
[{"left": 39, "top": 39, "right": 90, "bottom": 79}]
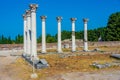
[{"left": 0, "top": 0, "right": 120, "bottom": 39}]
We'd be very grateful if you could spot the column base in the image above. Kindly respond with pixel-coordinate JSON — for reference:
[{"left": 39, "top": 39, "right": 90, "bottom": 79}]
[{"left": 22, "top": 54, "right": 49, "bottom": 69}]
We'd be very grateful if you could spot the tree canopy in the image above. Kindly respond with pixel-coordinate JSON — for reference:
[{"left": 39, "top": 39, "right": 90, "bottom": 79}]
[{"left": 105, "top": 12, "right": 120, "bottom": 41}]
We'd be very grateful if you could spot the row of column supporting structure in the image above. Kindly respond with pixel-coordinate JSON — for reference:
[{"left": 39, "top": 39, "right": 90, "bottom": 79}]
[
  {"left": 23, "top": 4, "right": 89, "bottom": 56},
  {"left": 39, "top": 17, "right": 89, "bottom": 53},
  {"left": 23, "top": 4, "right": 38, "bottom": 59}
]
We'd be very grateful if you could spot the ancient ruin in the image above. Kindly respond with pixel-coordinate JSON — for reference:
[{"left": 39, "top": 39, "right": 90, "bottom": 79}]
[{"left": 22, "top": 4, "right": 49, "bottom": 69}]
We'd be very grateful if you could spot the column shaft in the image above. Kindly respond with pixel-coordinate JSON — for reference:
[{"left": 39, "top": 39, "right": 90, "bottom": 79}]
[
  {"left": 83, "top": 18, "right": 88, "bottom": 51},
  {"left": 57, "top": 17, "right": 62, "bottom": 53},
  {"left": 30, "top": 4, "right": 38, "bottom": 58},
  {"left": 41, "top": 16, "right": 46, "bottom": 53},
  {"left": 58, "top": 22, "right": 62, "bottom": 53},
  {"left": 31, "top": 11, "right": 37, "bottom": 57},
  {"left": 23, "top": 15, "right": 27, "bottom": 54},
  {"left": 72, "top": 22, "right": 76, "bottom": 51},
  {"left": 26, "top": 11, "right": 31, "bottom": 56},
  {"left": 71, "top": 18, "right": 76, "bottom": 52}
]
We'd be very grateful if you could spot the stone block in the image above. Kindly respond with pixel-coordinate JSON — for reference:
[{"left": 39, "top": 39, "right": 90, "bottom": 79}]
[
  {"left": 91, "top": 62, "right": 112, "bottom": 69},
  {"left": 110, "top": 54, "right": 120, "bottom": 59},
  {"left": 22, "top": 54, "right": 49, "bottom": 69},
  {"left": 39, "top": 59, "right": 48, "bottom": 65},
  {"left": 35, "top": 63, "right": 48, "bottom": 69}
]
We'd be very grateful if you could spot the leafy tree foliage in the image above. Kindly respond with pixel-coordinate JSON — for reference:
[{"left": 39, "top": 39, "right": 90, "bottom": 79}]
[
  {"left": 0, "top": 35, "right": 13, "bottom": 44},
  {"left": 105, "top": 12, "right": 120, "bottom": 41},
  {"left": 15, "top": 34, "right": 23, "bottom": 44},
  {"left": 46, "top": 34, "right": 56, "bottom": 43},
  {"left": 61, "top": 30, "right": 71, "bottom": 40},
  {"left": 75, "top": 31, "right": 84, "bottom": 39},
  {"left": 37, "top": 35, "right": 42, "bottom": 43},
  {"left": 37, "top": 34, "right": 56, "bottom": 43}
]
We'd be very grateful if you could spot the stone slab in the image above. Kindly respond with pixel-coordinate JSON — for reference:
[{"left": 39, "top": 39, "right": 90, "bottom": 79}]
[
  {"left": 22, "top": 54, "right": 49, "bottom": 69},
  {"left": 110, "top": 54, "right": 120, "bottom": 59},
  {"left": 39, "top": 59, "right": 48, "bottom": 65}
]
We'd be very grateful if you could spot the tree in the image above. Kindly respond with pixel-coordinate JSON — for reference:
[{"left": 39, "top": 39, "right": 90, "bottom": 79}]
[
  {"left": 46, "top": 34, "right": 56, "bottom": 43},
  {"left": 106, "top": 12, "right": 120, "bottom": 41},
  {"left": 61, "top": 30, "right": 71, "bottom": 40},
  {"left": 15, "top": 34, "right": 23, "bottom": 44},
  {"left": 8, "top": 36, "right": 12, "bottom": 44},
  {"left": 76, "top": 31, "right": 84, "bottom": 39},
  {"left": 37, "top": 35, "right": 42, "bottom": 43}
]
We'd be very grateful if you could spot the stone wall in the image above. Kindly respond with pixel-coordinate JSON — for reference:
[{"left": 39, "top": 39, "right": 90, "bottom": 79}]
[{"left": 0, "top": 41, "right": 120, "bottom": 50}]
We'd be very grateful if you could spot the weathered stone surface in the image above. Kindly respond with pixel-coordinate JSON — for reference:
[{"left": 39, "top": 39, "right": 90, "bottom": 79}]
[
  {"left": 63, "top": 44, "right": 70, "bottom": 49},
  {"left": 40, "top": 59, "right": 48, "bottom": 65},
  {"left": 91, "top": 61, "right": 120, "bottom": 69},
  {"left": 22, "top": 54, "right": 49, "bottom": 69},
  {"left": 110, "top": 54, "right": 120, "bottom": 59},
  {"left": 91, "top": 62, "right": 108, "bottom": 69}
]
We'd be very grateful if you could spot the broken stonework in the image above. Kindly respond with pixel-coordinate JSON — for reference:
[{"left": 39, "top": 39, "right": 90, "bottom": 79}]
[{"left": 22, "top": 54, "right": 49, "bottom": 69}]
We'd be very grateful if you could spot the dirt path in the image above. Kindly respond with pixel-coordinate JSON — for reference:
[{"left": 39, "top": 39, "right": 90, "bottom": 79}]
[
  {"left": 45, "top": 71, "right": 120, "bottom": 80},
  {"left": 0, "top": 50, "right": 120, "bottom": 80},
  {"left": 0, "top": 50, "right": 22, "bottom": 80}
]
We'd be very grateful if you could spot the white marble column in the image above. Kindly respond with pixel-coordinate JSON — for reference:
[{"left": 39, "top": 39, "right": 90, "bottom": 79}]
[
  {"left": 56, "top": 17, "right": 62, "bottom": 53},
  {"left": 70, "top": 18, "right": 77, "bottom": 52},
  {"left": 40, "top": 16, "right": 47, "bottom": 53},
  {"left": 26, "top": 10, "right": 31, "bottom": 56},
  {"left": 83, "top": 18, "right": 88, "bottom": 51},
  {"left": 23, "top": 14, "right": 27, "bottom": 54},
  {"left": 30, "top": 4, "right": 38, "bottom": 58}
]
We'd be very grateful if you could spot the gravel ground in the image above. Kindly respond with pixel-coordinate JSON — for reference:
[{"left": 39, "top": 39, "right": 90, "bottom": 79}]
[
  {"left": 0, "top": 50, "right": 22, "bottom": 80},
  {"left": 45, "top": 71, "right": 120, "bottom": 80},
  {"left": 0, "top": 50, "right": 120, "bottom": 80}
]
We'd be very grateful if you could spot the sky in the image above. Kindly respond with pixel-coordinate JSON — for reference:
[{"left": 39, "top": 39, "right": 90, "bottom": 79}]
[{"left": 0, "top": 0, "right": 120, "bottom": 39}]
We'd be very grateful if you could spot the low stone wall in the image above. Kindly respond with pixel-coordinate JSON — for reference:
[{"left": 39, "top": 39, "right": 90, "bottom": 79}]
[
  {"left": 0, "top": 41, "right": 120, "bottom": 50},
  {"left": 0, "top": 44, "right": 23, "bottom": 50},
  {"left": 63, "top": 41, "right": 120, "bottom": 48},
  {"left": 88, "top": 41, "right": 120, "bottom": 47}
]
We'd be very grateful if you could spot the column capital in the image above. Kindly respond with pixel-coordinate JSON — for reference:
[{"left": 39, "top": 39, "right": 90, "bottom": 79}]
[
  {"left": 83, "top": 18, "right": 89, "bottom": 23},
  {"left": 23, "top": 14, "right": 27, "bottom": 20},
  {"left": 56, "top": 16, "right": 62, "bottom": 22},
  {"left": 26, "top": 10, "right": 31, "bottom": 17},
  {"left": 70, "top": 18, "right": 77, "bottom": 22},
  {"left": 40, "top": 16, "right": 47, "bottom": 22},
  {"left": 40, "top": 15, "right": 47, "bottom": 19},
  {"left": 29, "top": 4, "right": 38, "bottom": 12}
]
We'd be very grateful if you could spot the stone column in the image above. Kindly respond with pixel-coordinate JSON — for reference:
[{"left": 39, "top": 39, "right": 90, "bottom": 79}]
[
  {"left": 70, "top": 18, "right": 77, "bottom": 52},
  {"left": 23, "top": 14, "right": 27, "bottom": 54},
  {"left": 56, "top": 17, "right": 62, "bottom": 53},
  {"left": 26, "top": 10, "right": 31, "bottom": 56},
  {"left": 83, "top": 18, "right": 88, "bottom": 51},
  {"left": 29, "top": 4, "right": 38, "bottom": 58},
  {"left": 40, "top": 16, "right": 47, "bottom": 53}
]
